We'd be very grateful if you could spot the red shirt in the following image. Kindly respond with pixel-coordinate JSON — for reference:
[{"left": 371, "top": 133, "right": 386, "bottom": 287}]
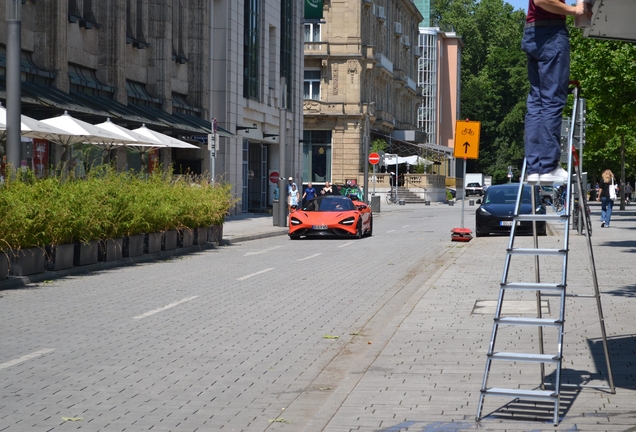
[{"left": 527, "top": 0, "right": 566, "bottom": 22}]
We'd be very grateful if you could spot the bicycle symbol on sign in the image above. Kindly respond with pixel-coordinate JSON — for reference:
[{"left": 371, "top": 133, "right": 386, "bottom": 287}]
[{"left": 461, "top": 128, "right": 475, "bottom": 136}]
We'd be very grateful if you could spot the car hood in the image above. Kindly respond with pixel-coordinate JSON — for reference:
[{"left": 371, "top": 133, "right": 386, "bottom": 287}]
[{"left": 479, "top": 203, "right": 541, "bottom": 217}]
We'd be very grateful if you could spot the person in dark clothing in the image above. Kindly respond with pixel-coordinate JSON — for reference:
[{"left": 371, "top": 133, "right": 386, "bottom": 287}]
[
  {"left": 598, "top": 169, "right": 618, "bottom": 228},
  {"left": 523, "top": 0, "right": 589, "bottom": 183},
  {"left": 320, "top": 181, "right": 339, "bottom": 196},
  {"left": 302, "top": 182, "right": 317, "bottom": 205}
]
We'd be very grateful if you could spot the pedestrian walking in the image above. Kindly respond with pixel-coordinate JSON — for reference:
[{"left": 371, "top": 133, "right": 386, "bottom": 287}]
[
  {"left": 598, "top": 169, "right": 618, "bottom": 228},
  {"left": 288, "top": 183, "right": 299, "bottom": 212},
  {"left": 302, "top": 182, "right": 317, "bottom": 205},
  {"left": 522, "top": 0, "right": 590, "bottom": 183},
  {"left": 624, "top": 182, "right": 632, "bottom": 204}
]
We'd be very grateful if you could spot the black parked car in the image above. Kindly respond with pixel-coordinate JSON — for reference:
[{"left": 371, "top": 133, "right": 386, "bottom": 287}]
[{"left": 475, "top": 183, "right": 546, "bottom": 237}]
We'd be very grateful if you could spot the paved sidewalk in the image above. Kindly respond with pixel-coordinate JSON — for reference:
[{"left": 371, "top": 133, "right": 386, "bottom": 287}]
[{"left": 227, "top": 201, "right": 636, "bottom": 430}]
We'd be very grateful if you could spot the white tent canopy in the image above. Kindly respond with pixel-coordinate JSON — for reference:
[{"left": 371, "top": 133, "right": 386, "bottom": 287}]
[
  {"left": 383, "top": 155, "right": 433, "bottom": 166},
  {"left": 0, "top": 103, "right": 70, "bottom": 141},
  {"left": 132, "top": 125, "right": 199, "bottom": 149},
  {"left": 39, "top": 111, "right": 131, "bottom": 150}
]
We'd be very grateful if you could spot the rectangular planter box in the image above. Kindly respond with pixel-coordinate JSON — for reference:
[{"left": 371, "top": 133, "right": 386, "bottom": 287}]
[
  {"left": 193, "top": 227, "right": 208, "bottom": 245},
  {"left": 210, "top": 225, "right": 223, "bottom": 244},
  {"left": 123, "top": 234, "right": 145, "bottom": 258},
  {"left": 178, "top": 229, "right": 194, "bottom": 248},
  {"left": 10, "top": 247, "right": 46, "bottom": 276},
  {"left": 145, "top": 232, "right": 162, "bottom": 254},
  {"left": 0, "top": 252, "right": 9, "bottom": 281},
  {"left": 74, "top": 241, "right": 99, "bottom": 266},
  {"left": 99, "top": 238, "right": 123, "bottom": 262},
  {"left": 162, "top": 230, "right": 178, "bottom": 251},
  {"left": 46, "top": 244, "right": 75, "bottom": 271}
]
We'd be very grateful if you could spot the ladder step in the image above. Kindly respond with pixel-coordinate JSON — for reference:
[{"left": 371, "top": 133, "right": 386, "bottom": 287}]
[
  {"left": 495, "top": 317, "right": 563, "bottom": 327},
  {"left": 502, "top": 282, "right": 565, "bottom": 292},
  {"left": 508, "top": 248, "right": 567, "bottom": 257},
  {"left": 481, "top": 387, "right": 557, "bottom": 401},
  {"left": 515, "top": 214, "right": 568, "bottom": 222},
  {"left": 489, "top": 352, "right": 561, "bottom": 364}
]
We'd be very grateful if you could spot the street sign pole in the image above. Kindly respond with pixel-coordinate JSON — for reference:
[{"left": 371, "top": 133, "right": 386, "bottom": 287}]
[{"left": 452, "top": 119, "right": 481, "bottom": 242}]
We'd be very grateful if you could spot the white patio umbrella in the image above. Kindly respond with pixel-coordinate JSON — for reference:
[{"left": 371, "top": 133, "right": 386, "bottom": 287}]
[
  {"left": 40, "top": 111, "right": 132, "bottom": 164},
  {"left": 93, "top": 118, "right": 167, "bottom": 164},
  {"left": 0, "top": 103, "right": 70, "bottom": 141},
  {"left": 132, "top": 124, "right": 199, "bottom": 149}
]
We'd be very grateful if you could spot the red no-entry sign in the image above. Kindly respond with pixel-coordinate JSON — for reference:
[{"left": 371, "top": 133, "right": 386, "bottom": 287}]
[
  {"left": 269, "top": 171, "right": 279, "bottom": 184},
  {"left": 368, "top": 152, "right": 380, "bottom": 165}
]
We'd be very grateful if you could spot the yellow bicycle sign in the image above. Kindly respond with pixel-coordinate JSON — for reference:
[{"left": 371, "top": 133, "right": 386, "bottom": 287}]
[{"left": 454, "top": 120, "right": 481, "bottom": 159}]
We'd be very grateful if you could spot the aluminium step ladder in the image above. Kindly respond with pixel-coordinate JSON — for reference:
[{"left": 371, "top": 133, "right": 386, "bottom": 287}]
[{"left": 475, "top": 84, "right": 615, "bottom": 426}]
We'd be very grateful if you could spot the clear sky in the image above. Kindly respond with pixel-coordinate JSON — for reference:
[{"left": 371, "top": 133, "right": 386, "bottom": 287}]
[{"left": 506, "top": 0, "right": 528, "bottom": 13}]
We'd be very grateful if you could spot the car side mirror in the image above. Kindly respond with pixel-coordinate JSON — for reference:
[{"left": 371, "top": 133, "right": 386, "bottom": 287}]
[{"left": 357, "top": 205, "right": 368, "bottom": 211}]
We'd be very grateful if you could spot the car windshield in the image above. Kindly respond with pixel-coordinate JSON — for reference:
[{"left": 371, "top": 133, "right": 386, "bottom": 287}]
[
  {"left": 468, "top": 183, "right": 481, "bottom": 187},
  {"left": 304, "top": 197, "right": 356, "bottom": 212},
  {"left": 485, "top": 185, "right": 534, "bottom": 205}
]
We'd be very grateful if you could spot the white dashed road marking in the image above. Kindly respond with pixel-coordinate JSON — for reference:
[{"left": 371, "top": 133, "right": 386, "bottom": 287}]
[
  {"left": 386, "top": 230, "right": 396, "bottom": 233},
  {"left": 338, "top": 242, "right": 354, "bottom": 248},
  {"left": 244, "top": 246, "right": 284, "bottom": 257},
  {"left": 0, "top": 349, "right": 55, "bottom": 370},
  {"left": 237, "top": 268, "right": 275, "bottom": 280},
  {"left": 298, "top": 253, "right": 322, "bottom": 261},
  {"left": 133, "top": 296, "right": 199, "bottom": 320}
]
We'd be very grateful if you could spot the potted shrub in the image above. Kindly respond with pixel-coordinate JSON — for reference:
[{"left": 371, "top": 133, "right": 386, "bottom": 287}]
[{"left": 0, "top": 172, "right": 47, "bottom": 276}]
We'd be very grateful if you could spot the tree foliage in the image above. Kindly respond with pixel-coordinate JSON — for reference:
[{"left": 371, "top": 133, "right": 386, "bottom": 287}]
[
  {"left": 569, "top": 30, "right": 636, "bottom": 182},
  {"left": 433, "top": 0, "right": 527, "bottom": 184},
  {"left": 432, "top": 0, "right": 636, "bottom": 184}
]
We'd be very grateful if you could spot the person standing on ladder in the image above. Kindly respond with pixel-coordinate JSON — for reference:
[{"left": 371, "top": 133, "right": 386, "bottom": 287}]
[{"left": 522, "top": 0, "right": 590, "bottom": 183}]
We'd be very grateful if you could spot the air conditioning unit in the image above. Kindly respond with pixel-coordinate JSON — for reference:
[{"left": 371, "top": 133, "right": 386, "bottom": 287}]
[
  {"left": 401, "top": 35, "right": 411, "bottom": 47},
  {"left": 394, "top": 22, "right": 402, "bottom": 36},
  {"left": 373, "top": 5, "right": 386, "bottom": 21},
  {"left": 413, "top": 46, "right": 422, "bottom": 56}
]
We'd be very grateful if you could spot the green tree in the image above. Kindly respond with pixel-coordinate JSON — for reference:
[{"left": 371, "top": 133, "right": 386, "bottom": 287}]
[
  {"left": 569, "top": 31, "right": 636, "bottom": 182},
  {"left": 432, "top": 0, "right": 528, "bottom": 184}
]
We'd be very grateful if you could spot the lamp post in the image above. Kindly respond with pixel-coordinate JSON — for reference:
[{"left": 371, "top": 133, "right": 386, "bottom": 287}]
[{"left": 5, "top": 0, "right": 22, "bottom": 169}]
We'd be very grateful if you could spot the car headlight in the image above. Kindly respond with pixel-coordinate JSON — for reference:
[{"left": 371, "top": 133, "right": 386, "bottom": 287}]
[
  {"left": 477, "top": 207, "right": 491, "bottom": 216},
  {"left": 339, "top": 216, "right": 355, "bottom": 225},
  {"left": 290, "top": 217, "right": 302, "bottom": 225}
]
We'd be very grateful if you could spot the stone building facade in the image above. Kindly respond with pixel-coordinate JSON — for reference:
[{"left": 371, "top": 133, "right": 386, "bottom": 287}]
[
  {"left": 0, "top": 0, "right": 304, "bottom": 214},
  {"left": 303, "top": 0, "right": 423, "bottom": 188}
]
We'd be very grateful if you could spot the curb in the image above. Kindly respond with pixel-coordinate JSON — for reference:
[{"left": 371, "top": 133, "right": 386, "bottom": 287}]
[
  {"left": 220, "top": 230, "right": 289, "bottom": 245},
  {"left": 0, "top": 241, "right": 221, "bottom": 291}
]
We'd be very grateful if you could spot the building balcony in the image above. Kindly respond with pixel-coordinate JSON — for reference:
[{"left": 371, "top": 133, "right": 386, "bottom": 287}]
[
  {"left": 374, "top": 53, "right": 393, "bottom": 75},
  {"left": 304, "top": 41, "right": 329, "bottom": 58},
  {"left": 374, "top": 109, "right": 395, "bottom": 126},
  {"left": 303, "top": 100, "right": 364, "bottom": 116},
  {"left": 393, "top": 69, "right": 407, "bottom": 84},
  {"left": 407, "top": 76, "right": 417, "bottom": 92}
]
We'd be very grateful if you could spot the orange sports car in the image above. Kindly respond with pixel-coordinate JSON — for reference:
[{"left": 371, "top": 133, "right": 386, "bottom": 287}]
[{"left": 289, "top": 195, "right": 373, "bottom": 239}]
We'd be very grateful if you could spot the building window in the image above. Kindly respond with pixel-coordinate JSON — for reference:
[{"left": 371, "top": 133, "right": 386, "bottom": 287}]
[
  {"left": 280, "top": 0, "right": 293, "bottom": 109},
  {"left": 126, "top": 80, "right": 161, "bottom": 108},
  {"left": 126, "top": 0, "right": 149, "bottom": 48},
  {"left": 302, "top": 130, "right": 332, "bottom": 183},
  {"left": 68, "top": 0, "right": 99, "bottom": 28},
  {"left": 68, "top": 64, "right": 114, "bottom": 97},
  {"left": 304, "top": 70, "right": 321, "bottom": 100},
  {"left": 172, "top": 1, "right": 188, "bottom": 63},
  {"left": 418, "top": 31, "right": 437, "bottom": 144},
  {"left": 243, "top": 0, "right": 261, "bottom": 101},
  {"left": 304, "top": 22, "right": 321, "bottom": 48}
]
